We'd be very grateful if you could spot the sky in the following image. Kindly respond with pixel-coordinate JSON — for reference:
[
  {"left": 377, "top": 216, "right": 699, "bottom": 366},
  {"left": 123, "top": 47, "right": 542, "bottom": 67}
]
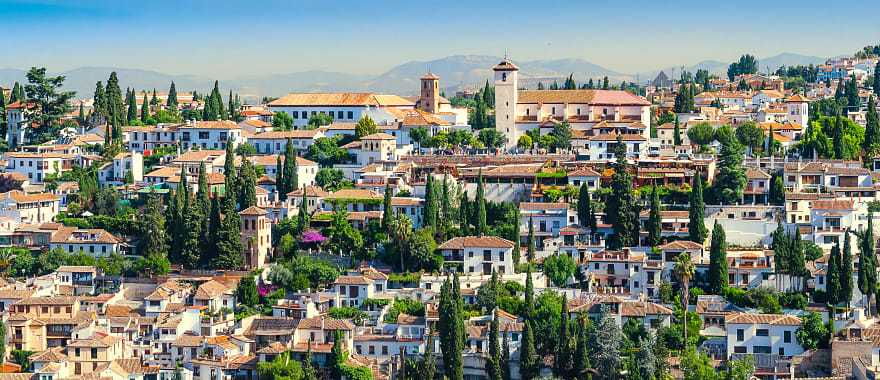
[{"left": 2, "top": 0, "right": 879, "bottom": 78}]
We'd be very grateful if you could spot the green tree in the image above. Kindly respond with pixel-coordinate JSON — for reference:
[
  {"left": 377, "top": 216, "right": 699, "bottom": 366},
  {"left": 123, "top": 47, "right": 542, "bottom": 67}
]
[
  {"left": 796, "top": 312, "right": 829, "bottom": 350},
  {"left": 858, "top": 213, "right": 878, "bottom": 316},
  {"left": 713, "top": 139, "right": 746, "bottom": 204},
  {"left": 237, "top": 158, "right": 258, "bottom": 210},
  {"left": 544, "top": 254, "right": 576, "bottom": 287},
  {"left": 167, "top": 81, "right": 178, "bottom": 110},
  {"left": 647, "top": 183, "right": 662, "bottom": 246},
  {"left": 549, "top": 121, "right": 572, "bottom": 152},
  {"left": 686, "top": 122, "right": 715, "bottom": 150},
  {"left": 214, "top": 192, "right": 244, "bottom": 269},
  {"left": 735, "top": 121, "right": 764, "bottom": 154},
  {"left": 727, "top": 54, "right": 758, "bottom": 81},
  {"left": 382, "top": 183, "right": 393, "bottom": 232},
  {"left": 355, "top": 115, "right": 379, "bottom": 138},
  {"left": 475, "top": 171, "right": 487, "bottom": 236},
  {"left": 827, "top": 243, "right": 842, "bottom": 307},
  {"left": 438, "top": 275, "right": 464, "bottom": 380},
  {"left": 520, "top": 319, "right": 538, "bottom": 380},
  {"left": 841, "top": 229, "right": 854, "bottom": 310},
  {"left": 572, "top": 317, "right": 592, "bottom": 380},
  {"left": 10, "top": 82, "right": 25, "bottom": 104},
  {"left": 688, "top": 174, "right": 707, "bottom": 243},
  {"left": 606, "top": 135, "right": 637, "bottom": 249},
  {"left": 769, "top": 171, "right": 785, "bottom": 205},
  {"left": 273, "top": 111, "right": 294, "bottom": 131},
  {"left": 326, "top": 209, "right": 364, "bottom": 256},
  {"left": 140, "top": 193, "right": 168, "bottom": 259},
  {"left": 590, "top": 306, "right": 622, "bottom": 380},
  {"left": 554, "top": 295, "right": 571, "bottom": 378},
  {"left": 22, "top": 67, "right": 76, "bottom": 143},
  {"left": 423, "top": 175, "right": 439, "bottom": 230},
  {"left": 673, "top": 116, "right": 682, "bottom": 145},
  {"left": 236, "top": 275, "right": 259, "bottom": 307},
  {"left": 478, "top": 128, "right": 506, "bottom": 150},
  {"left": 488, "top": 311, "right": 503, "bottom": 380},
  {"left": 577, "top": 183, "right": 596, "bottom": 234},
  {"left": 517, "top": 135, "right": 533, "bottom": 151},
  {"left": 865, "top": 96, "right": 880, "bottom": 156},
  {"left": 328, "top": 330, "right": 347, "bottom": 380},
  {"left": 280, "top": 139, "right": 299, "bottom": 200},
  {"left": 707, "top": 221, "right": 728, "bottom": 294},
  {"left": 410, "top": 127, "right": 429, "bottom": 152}
]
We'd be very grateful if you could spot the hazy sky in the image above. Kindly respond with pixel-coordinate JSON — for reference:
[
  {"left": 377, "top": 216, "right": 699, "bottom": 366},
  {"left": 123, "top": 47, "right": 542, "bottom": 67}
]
[{"left": 2, "top": 0, "right": 879, "bottom": 78}]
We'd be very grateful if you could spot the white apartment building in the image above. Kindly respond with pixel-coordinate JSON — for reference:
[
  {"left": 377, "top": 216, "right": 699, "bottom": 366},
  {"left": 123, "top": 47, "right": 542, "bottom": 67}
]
[
  {"left": 438, "top": 236, "right": 515, "bottom": 275},
  {"left": 0, "top": 190, "right": 60, "bottom": 224},
  {"left": 4, "top": 152, "right": 75, "bottom": 183},
  {"left": 520, "top": 202, "right": 576, "bottom": 238},
  {"left": 178, "top": 120, "right": 242, "bottom": 151},
  {"left": 247, "top": 154, "right": 319, "bottom": 188},
  {"left": 726, "top": 313, "right": 803, "bottom": 357},
  {"left": 248, "top": 130, "right": 325, "bottom": 155},
  {"left": 5, "top": 101, "right": 31, "bottom": 148}
]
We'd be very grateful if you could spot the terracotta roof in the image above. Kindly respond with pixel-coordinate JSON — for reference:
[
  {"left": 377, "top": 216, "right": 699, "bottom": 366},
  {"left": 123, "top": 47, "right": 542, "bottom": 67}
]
[
  {"left": 256, "top": 341, "right": 288, "bottom": 354},
  {"left": 288, "top": 186, "right": 330, "bottom": 198},
  {"left": 360, "top": 133, "right": 395, "bottom": 140},
  {"left": 492, "top": 59, "right": 519, "bottom": 71},
  {"left": 182, "top": 120, "right": 241, "bottom": 130},
  {"left": 1, "top": 190, "right": 59, "bottom": 203},
  {"left": 812, "top": 199, "right": 856, "bottom": 210},
  {"left": 785, "top": 94, "right": 810, "bottom": 102},
  {"left": 589, "top": 133, "right": 647, "bottom": 141},
  {"left": 49, "top": 227, "right": 121, "bottom": 245},
  {"left": 725, "top": 312, "right": 801, "bottom": 326},
  {"left": 15, "top": 296, "right": 78, "bottom": 306},
  {"left": 438, "top": 236, "right": 514, "bottom": 249},
  {"left": 250, "top": 130, "right": 322, "bottom": 139},
  {"left": 334, "top": 275, "right": 370, "bottom": 285},
  {"left": 657, "top": 240, "right": 704, "bottom": 250},
  {"left": 29, "top": 347, "right": 67, "bottom": 363},
  {"left": 194, "top": 280, "right": 230, "bottom": 300},
  {"left": 745, "top": 168, "right": 771, "bottom": 179},
  {"left": 517, "top": 89, "right": 650, "bottom": 106},
  {"left": 239, "top": 206, "right": 268, "bottom": 216},
  {"left": 325, "top": 189, "right": 383, "bottom": 200},
  {"left": 384, "top": 108, "right": 451, "bottom": 126},
  {"left": 298, "top": 316, "right": 355, "bottom": 330},
  {"left": 268, "top": 93, "right": 413, "bottom": 107},
  {"left": 520, "top": 202, "right": 569, "bottom": 211},
  {"left": 568, "top": 168, "right": 601, "bottom": 177},
  {"left": 172, "top": 333, "right": 205, "bottom": 347}
]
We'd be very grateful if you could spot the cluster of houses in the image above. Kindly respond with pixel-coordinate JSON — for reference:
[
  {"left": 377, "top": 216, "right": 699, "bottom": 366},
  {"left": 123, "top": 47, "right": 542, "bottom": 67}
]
[{"left": 2, "top": 54, "right": 880, "bottom": 380}]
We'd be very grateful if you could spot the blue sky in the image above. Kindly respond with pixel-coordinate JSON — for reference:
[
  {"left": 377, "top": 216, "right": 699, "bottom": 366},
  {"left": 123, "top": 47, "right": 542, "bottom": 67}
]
[{"left": 1, "top": 0, "right": 879, "bottom": 77}]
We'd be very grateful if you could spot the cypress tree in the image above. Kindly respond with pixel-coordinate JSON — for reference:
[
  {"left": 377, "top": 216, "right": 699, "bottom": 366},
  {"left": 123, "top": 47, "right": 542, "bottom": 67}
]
[
  {"left": 105, "top": 73, "right": 125, "bottom": 126},
  {"left": 475, "top": 171, "right": 487, "bottom": 236},
  {"left": 688, "top": 174, "right": 708, "bottom": 243},
  {"left": 10, "top": 82, "right": 24, "bottom": 104},
  {"left": 707, "top": 220, "right": 729, "bottom": 294},
  {"left": 501, "top": 326, "right": 511, "bottom": 380},
  {"left": 859, "top": 213, "right": 878, "bottom": 316},
  {"left": 865, "top": 96, "right": 880, "bottom": 155},
  {"left": 606, "top": 135, "right": 637, "bottom": 249},
  {"left": 281, "top": 139, "right": 298, "bottom": 199},
  {"left": 78, "top": 103, "right": 85, "bottom": 124},
  {"left": 151, "top": 89, "right": 158, "bottom": 106},
  {"left": 520, "top": 320, "right": 538, "bottom": 380},
  {"left": 488, "top": 311, "right": 503, "bottom": 380},
  {"left": 238, "top": 158, "right": 257, "bottom": 210},
  {"left": 141, "top": 93, "right": 150, "bottom": 123},
  {"left": 527, "top": 217, "right": 535, "bottom": 262},
  {"left": 458, "top": 192, "right": 470, "bottom": 236},
  {"left": 673, "top": 116, "right": 682, "bottom": 145},
  {"left": 555, "top": 294, "right": 571, "bottom": 377},
  {"left": 93, "top": 81, "right": 106, "bottom": 118},
  {"left": 524, "top": 266, "right": 535, "bottom": 318},
  {"left": 141, "top": 193, "right": 169, "bottom": 259},
  {"left": 296, "top": 188, "right": 310, "bottom": 235},
  {"left": 228, "top": 90, "right": 236, "bottom": 121},
  {"left": 167, "top": 81, "right": 178, "bottom": 110},
  {"left": 126, "top": 88, "right": 138, "bottom": 123},
  {"left": 439, "top": 275, "right": 464, "bottom": 380},
  {"left": 510, "top": 206, "right": 521, "bottom": 265},
  {"left": 573, "top": 317, "right": 591, "bottom": 380},
  {"left": 224, "top": 140, "right": 237, "bottom": 203},
  {"left": 275, "top": 155, "right": 285, "bottom": 197},
  {"left": 841, "top": 229, "right": 854, "bottom": 310},
  {"left": 647, "top": 183, "right": 662, "bottom": 247},
  {"left": 215, "top": 189, "right": 243, "bottom": 269},
  {"left": 424, "top": 175, "right": 437, "bottom": 230},
  {"left": 577, "top": 183, "right": 591, "bottom": 229},
  {"left": 440, "top": 174, "right": 452, "bottom": 239},
  {"left": 382, "top": 183, "right": 393, "bottom": 232},
  {"left": 827, "top": 243, "right": 842, "bottom": 307},
  {"left": 203, "top": 196, "right": 222, "bottom": 267}
]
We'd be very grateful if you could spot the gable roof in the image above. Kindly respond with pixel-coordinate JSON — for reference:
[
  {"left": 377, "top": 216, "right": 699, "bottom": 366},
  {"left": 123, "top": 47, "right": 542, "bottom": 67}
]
[
  {"left": 268, "top": 93, "right": 413, "bottom": 107},
  {"left": 517, "top": 90, "right": 650, "bottom": 106},
  {"left": 438, "top": 236, "right": 514, "bottom": 250}
]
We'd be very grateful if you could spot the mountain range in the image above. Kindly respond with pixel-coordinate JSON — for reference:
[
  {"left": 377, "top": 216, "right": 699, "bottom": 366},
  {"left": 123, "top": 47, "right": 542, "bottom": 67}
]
[{"left": 0, "top": 52, "right": 828, "bottom": 102}]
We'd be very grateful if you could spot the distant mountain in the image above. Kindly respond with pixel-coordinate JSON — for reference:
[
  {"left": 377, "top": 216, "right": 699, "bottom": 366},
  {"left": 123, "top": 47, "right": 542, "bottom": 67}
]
[{"left": 758, "top": 53, "right": 826, "bottom": 72}]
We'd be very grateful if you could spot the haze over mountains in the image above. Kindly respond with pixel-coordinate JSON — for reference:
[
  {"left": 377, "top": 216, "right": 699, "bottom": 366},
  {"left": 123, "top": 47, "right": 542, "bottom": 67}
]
[{"left": 0, "top": 53, "right": 827, "bottom": 102}]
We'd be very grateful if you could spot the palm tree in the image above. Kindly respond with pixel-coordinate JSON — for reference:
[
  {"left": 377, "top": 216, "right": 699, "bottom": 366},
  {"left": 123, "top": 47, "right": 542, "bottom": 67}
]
[
  {"left": 389, "top": 212, "right": 413, "bottom": 271},
  {"left": 0, "top": 248, "right": 12, "bottom": 273},
  {"left": 674, "top": 253, "right": 696, "bottom": 347}
]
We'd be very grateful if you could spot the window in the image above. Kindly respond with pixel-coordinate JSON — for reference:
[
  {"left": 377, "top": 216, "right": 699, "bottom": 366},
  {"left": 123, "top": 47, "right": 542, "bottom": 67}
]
[
  {"left": 292, "top": 111, "right": 299, "bottom": 118},
  {"left": 736, "top": 329, "right": 744, "bottom": 341},
  {"left": 733, "top": 346, "right": 747, "bottom": 354},
  {"left": 382, "top": 346, "right": 388, "bottom": 355},
  {"left": 368, "top": 346, "right": 375, "bottom": 355},
  {"left": 784, "top": 330, "right": 791, "bottom": 343},
  {"left": 756, "top": 329, "right": 769, "bottom": 337},
  {"left": 753, "top": 346, "right": 771, "bottom": 354},
  {"left": 347, "top": 111, "right": 353, "bottom": 119}
]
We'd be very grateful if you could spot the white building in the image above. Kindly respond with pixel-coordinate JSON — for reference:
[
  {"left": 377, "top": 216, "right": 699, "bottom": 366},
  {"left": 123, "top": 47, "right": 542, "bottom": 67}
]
[
  {"left": 438, "top": 236, "right": 515, "bottom": 275},
  {"left": 248, "top": 130, "right": 325, "bottom": 155},
  {"left": 266, "top": 93, "right": 414, "bottom": 129},
  {"left": 4, "top": 152, "right": 75, "bottom": 183},
  {"left": 49, "top": 227, "right": 123, "bottom": 257},
  {"left": 0, "top": 190, "right": 60, "bottom": 224},
  {"left": 725, "top": 312, "right": 803, "bottom": 358},
  {"left": 5, "top": 101, "right": 31, "bottom": 148},
  {"left": 178, "top": 120, "right": 243, "bottom": 151}
]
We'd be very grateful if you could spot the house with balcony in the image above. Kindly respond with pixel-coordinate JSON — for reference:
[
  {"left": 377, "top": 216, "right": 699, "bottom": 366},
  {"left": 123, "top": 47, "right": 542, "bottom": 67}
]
[
  {"left": 726, "top": 249, "right": 776, "bottom": 289},
  {"left": 49, "top": 227, "right": 123, "bottom": 257},
  {"left": 248, "top": 130, "right": 325, "bottom": 154},
  {"left": 568, "top": 295, "right": 673, "bottom": 330},
  {"left": 809, "top": 199, "right": 866, "bottom": 248},
  {"left": 0, "top": 190, "right": 60, "bottom": 225},
  {"left": 438, "top": 236, "right": 515, "bottom": 275},
  {"left": 519, "top": 202, "right": 575, "bottom": 239},
  {"left": 4, "top": 152, "right": 75, "bottom": 183},
  {"left": 582, "top": 249, "right": 649, "bottom": 294},
  {"left": 56, "top": 266, "right": 98, "bottom": 296},
  {"left": 744, "top": 167, "right": 772, "bottom": 204}
]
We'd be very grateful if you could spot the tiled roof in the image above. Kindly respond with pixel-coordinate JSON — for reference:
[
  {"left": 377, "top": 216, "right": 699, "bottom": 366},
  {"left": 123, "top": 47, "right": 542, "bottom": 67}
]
[
  {"left": 360, "top": 133, "right": 395, "bottom": 140},
  {"left": 517, "top": 89, "right": 650, "bottom": 106},
  {"left": 182, "top": 120, "right": 241, "bottom": 130},
  {"left": 15, "top": 296, "right": 78, "bottom": 306},
  {"left": 194, "top": 280, "right": 230, "bottom": 300},
  {"left": 298, "top": 316, "right": 355, "bottom": 330},
  {"left": 725, "top": 312, "right": 801, "bottom": 326},
  {"left": 239, "top": 206, "right": 267, "bottom": 216},
  {"left": 334, "top": 275, "right": 370, "bottom": 285},
  {"left": 589, "top": 133, "right": 647, "bottom": 141},
  {"left": 268, "top": 93, "right": 413, "bottom": 107},
  {"left": 438, "top": 236, "right": 514, "bottom": 249},
  {"left": 812, "top": 199, "right": 856, "bottom": 210},
  {"left": 49, "top": 227, "right": 121, "bottom": 244},
  {"left": 520, "top": 202, "right": 569, "bottom": 211},
  {"left": 172, "top": 333, "right": 205, "bottom": 347},
  {"left": 1, "top": 190, "right": 59, "bottom": 203},
  {"left": 657, "top": 240, "right": 704, "bottom": 250},
  {"left": 250, "top": 130, "right": 322, "bottom": 139}
]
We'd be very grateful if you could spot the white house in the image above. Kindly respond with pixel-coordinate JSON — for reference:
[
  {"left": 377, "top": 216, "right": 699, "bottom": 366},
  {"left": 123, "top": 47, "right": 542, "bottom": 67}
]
[
  {"left": 49, "top": 227, "right": 123, "bottom": 257},
  {"left": 0, "top": 190, "right": 60, "bottom": 224},
  {"left": 248, "top": 130, "right": 325, "bottom": 155},
  {"left": 438, "top": 236, "right": 515, "bottom": 275},
  {"left": 266, "top": 93, "right": 414, "bottom": 129},
  {"left": 178, "top": 120, "right": 243, "bottom": 151},
  {"left": 725, "top": 312, "right": 803, "bottom": 358},
  {"left": 4, "top": 152, "right": 75, "bottom": 183}
]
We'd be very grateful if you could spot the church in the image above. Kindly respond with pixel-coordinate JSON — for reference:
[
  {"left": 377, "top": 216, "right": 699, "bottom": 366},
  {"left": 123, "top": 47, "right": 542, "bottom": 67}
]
[{"left": 492, "top": 58, "right": 652, "bottom": 151}]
